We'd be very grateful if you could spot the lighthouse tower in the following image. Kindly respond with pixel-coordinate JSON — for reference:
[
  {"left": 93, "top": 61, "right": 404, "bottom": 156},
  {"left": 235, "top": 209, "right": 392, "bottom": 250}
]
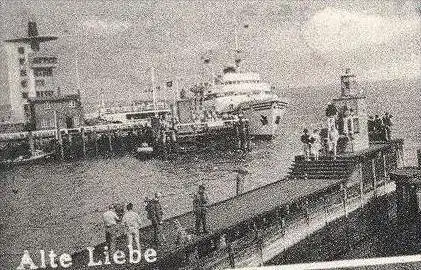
[
  {"left": 0, "top": 21, "right": 57, "bottom": 124},
  {"left": 332, "top": 69, "right": 369, "bottom": 152}
]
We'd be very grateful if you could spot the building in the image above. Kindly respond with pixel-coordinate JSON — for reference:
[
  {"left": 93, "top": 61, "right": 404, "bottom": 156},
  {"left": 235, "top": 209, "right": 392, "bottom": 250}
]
[
  {"left": 1, "top": 21, "right": 83, "bottom": 132},
  {"left": 0, "top": 21, "right": 58, "bottom": 126},
  {"left": 29, "top": 94, "right": 83, "bottom": 130}
]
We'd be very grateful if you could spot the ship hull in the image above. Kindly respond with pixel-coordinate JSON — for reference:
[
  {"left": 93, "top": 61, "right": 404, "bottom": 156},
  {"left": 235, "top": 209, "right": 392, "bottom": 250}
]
[{"left": 240, "top": 100, "right": 287, "bottom": 139}]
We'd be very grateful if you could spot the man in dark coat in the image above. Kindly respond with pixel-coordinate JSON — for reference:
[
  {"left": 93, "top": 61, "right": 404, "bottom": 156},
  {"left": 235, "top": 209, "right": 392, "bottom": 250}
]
[
  {"left": 301, "top": 129, "right": 311, "bottom": 160},
  {"left": 382, "top": 112, "right": 392, "bottom": 141},
  {"left": 146, "top": 193, "right": 164, "bottom": 245},
  {"left": 325, "top": 103, "right": 337, "bottom": 117},
  {"left": 373, "top": 115, "right": 383, "bottom": 141},
  {"left": 193, "top": 185, "right": 209, "bottom": 234}
]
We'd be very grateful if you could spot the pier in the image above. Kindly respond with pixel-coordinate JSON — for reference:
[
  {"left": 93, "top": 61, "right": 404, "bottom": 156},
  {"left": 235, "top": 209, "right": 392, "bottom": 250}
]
[
  {"left": 64, "top": 139, "right": 404, "bottom": 270},
  {"left": 0, "top": 118, "right": 251, "bottom": 163}
]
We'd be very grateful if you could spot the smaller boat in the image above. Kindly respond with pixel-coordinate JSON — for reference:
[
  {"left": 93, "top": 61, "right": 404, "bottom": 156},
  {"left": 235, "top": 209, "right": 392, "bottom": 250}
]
[
  {"left": 1, "top": 149, "right": 53, "bottom": 167},
  {"left": 135, "top": 143, "right": 155, "bottom": 160}
]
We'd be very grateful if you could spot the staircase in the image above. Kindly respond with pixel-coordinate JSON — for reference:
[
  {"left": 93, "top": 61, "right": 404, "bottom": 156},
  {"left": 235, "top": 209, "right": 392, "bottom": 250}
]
[{"left": 288, "top": 156, "right": 357, "bottom": 180}]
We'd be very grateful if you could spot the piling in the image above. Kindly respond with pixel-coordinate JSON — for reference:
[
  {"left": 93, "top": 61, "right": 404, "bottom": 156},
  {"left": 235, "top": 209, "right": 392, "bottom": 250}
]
[{"left": 81, "top": 128, "right": 86, "bottom": 157}]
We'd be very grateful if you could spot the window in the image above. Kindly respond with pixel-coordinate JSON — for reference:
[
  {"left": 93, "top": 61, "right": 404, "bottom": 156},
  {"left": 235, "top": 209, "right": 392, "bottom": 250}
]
[
  {"left": 19, "top": 58, "right": 25, "bottom": 65},
  {"left": 49, "top": 119, "right": 56, "bottom": 128},
  {"left": 20, "top": 70, "right": 27, "bottom": 76},
  {"left": 22, "top": 92, "right": 28, "bottom": 98},
  {"left": 353, "top": 117, "right": 360, "bottom": 134},
  {"left": 21, "top": 80, "right": 28, "bottom": 88},
  {"left": 35, "top": 79, "right": 45, "bottom": 87},
  {"left": 18, "top": 47, "right": 25, "bottom": 54},
  {"left": 34, "top": 68, "right": 53, "bottom": 77},
  {"left": 41, "top": 119, "right": 49, "bottom": 128},
  {"left": 73, "top": 116, "right": 80, "bottom": 127}
]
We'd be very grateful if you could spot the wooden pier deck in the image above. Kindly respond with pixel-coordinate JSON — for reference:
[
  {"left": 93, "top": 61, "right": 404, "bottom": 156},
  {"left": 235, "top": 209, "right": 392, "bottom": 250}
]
[
  {"left": 68, "top": 178, "right": 345, "bottom": 269},
  {"left": 65, "top": 140, "right": 404, "bottom": 269}
]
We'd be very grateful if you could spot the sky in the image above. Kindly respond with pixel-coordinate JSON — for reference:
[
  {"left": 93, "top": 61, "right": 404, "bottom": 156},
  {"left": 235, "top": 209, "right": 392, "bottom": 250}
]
[{"left": 0, "top": 0, "right": 420, "bottom": 106}]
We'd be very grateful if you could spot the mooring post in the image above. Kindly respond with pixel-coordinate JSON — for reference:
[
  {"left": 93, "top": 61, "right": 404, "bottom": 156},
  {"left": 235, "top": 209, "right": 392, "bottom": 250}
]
[
  {"left": 94, "top": 130, "right": 98, "bottom": 156},
  {"left": 383, "top": 153, "right": 387, "bottom": 178},
  {"left": 246, "top": 120, "right": 251, "bottom": 151},
  {"left": 304, "top": 199, "right": 310, "bottom": 226},
  {"left": 417, "top": 149, "right": 421, "bottom": 169},
  {"left": 81, "top": 128, "right": 86, "bottom": 157},
  {"left": 108, "top": 128, "right": 113, "bottom": 153},
  {"left": 280, "top": 217, "right": 285, "bottom": 237},
  {"left": 323, "top": 194, "right": 329, "bottom": 224},
  {"left": 342, "top": 183, "right": 348, "bottom": 217},
  {"left": 59, "top": 131, "right": 64, "bottom": 160},
  {"left": 360, "top": 165, "right": 364, "bottom": 207},
  {"left": 372, "top": 158, "right": 377, "bottom": 197},
  {"left": 236, "top": 173, "right": 245, "bottom": 196}
]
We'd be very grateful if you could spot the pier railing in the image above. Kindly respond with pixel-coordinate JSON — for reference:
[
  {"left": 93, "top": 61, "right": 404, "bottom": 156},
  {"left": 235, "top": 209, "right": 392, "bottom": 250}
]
[{"left": 171, "top": 141, "right": 403, "bottom": 269}]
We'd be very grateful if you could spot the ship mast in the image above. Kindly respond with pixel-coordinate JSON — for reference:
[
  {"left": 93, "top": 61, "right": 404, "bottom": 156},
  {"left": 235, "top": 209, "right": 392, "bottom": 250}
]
[
  {"left": 151, "top": 67, "right": 158, "bottom": 116},
  {"left": 233, "top": 22, "right": 243, "bottom": 68}
]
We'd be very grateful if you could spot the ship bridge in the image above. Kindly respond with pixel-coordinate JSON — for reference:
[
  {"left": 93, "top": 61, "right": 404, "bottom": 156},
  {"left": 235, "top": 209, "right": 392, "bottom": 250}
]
[{"left": 208, "top": 72, "right": 272, "bottom": 98}]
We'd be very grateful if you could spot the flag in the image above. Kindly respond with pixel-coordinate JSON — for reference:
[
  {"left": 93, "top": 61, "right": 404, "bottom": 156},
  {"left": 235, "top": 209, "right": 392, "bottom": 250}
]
[{"left": 166, "top": 81, "right": 173, "bottom": 87}]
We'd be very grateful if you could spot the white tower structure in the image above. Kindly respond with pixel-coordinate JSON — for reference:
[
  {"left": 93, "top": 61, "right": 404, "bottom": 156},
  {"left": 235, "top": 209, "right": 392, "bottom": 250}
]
[
  {"left": 0, "top": 21, "right": 57, "bottom": 124},
  {"left": 332, "top": 69, "right": 369, "bottom": 152}
]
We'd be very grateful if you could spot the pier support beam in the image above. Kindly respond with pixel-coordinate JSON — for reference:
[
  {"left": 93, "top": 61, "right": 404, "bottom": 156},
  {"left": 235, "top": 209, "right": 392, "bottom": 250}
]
[
  {"left": 81, "top": 128, "right": 86, "bottom": 157},
  {"left": 360, "top": 166, "right": 364, "bottom": 206},
  {"left": 94, "top": 131, "right": 99, "bottom": 156},
  {"left": 342, "top": 183, "right": 348, "bottom": 217},
  {"left": 372, "top": 159, "right": 377, "bottom": 197},
  {"left": 108, "top": 130, "right": 113, "bottom": 153}
]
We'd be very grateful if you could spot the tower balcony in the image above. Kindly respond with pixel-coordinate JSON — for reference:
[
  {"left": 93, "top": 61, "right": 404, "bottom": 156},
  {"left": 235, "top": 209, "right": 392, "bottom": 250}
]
[{"left": 28, "top": 53, "right": 57, "bottom": 68}]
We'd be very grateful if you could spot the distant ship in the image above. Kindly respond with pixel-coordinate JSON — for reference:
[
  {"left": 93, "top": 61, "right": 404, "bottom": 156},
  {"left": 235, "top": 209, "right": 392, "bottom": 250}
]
[
  {"left": 201, "top": 67, "right": 288, "bottom": 139},
  {"left": 85, "top": 100, "right": 170, "bottom": 125}
]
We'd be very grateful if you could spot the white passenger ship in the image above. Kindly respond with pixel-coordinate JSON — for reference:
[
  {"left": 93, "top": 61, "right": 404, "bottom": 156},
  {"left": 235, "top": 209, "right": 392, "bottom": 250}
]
[{"left": 202, "top": 68, "right": 289, "bottom": 139}]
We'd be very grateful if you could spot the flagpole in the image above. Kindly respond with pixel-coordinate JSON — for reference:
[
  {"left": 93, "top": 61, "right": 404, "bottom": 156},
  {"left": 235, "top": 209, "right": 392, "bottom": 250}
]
[
  {"left": 151, "top": 67, "right": 157, "bottom": 116},
  {"left": 75, "top": 48, "right": 81, "bottom": 98}
]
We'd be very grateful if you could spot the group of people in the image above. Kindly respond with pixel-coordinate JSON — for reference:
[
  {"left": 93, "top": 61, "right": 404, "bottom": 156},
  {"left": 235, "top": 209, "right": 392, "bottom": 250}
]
[
  {"left": 300, "top": 102, "right": 348, "bottom": 160},
  {"left": 300, "top": 128, "right": 323, "bottom": 161},
  {"left": 102, "top": 185, "right": 210, "bottom": 252},
  {"left": 301, "top": 103, "right": 394, "bottom": 160},
  {"left": 368, "top": 112, "right": 392, "bottom": 142}
]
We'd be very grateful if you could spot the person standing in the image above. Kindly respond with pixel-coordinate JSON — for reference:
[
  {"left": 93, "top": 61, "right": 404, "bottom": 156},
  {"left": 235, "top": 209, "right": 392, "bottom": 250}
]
[
  {"left": 193, "top": 185, "right": 209, "bottom": 234},
  {"left": 325, "top": 102, "right": 338, "bottom": 131},
  {"left": 329, "top": 126, "right": 339, "bottom": 159},
  {"left": 373, "top": 115, "right": 383, "bottom": 141},
  {"left": 310, "top": 129, "right": 321, "bottom": 160},
  {"left": 382, "top": 112, "right": 392, "bottom": 141},
  {"left": 146, "top": 193, "right": 164, "bottom": 246},
  {"left": 122, "top": 203, "right": 142, "bottom": 250},
  {"left": 301, "top": 129, "right": 311, "bottom": 160},
  {"left": 103, "top": 204, "right": 119, "bottom": 253},
  {"left": 368, "top": 116, "right": 374, "bottom": 141}
]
